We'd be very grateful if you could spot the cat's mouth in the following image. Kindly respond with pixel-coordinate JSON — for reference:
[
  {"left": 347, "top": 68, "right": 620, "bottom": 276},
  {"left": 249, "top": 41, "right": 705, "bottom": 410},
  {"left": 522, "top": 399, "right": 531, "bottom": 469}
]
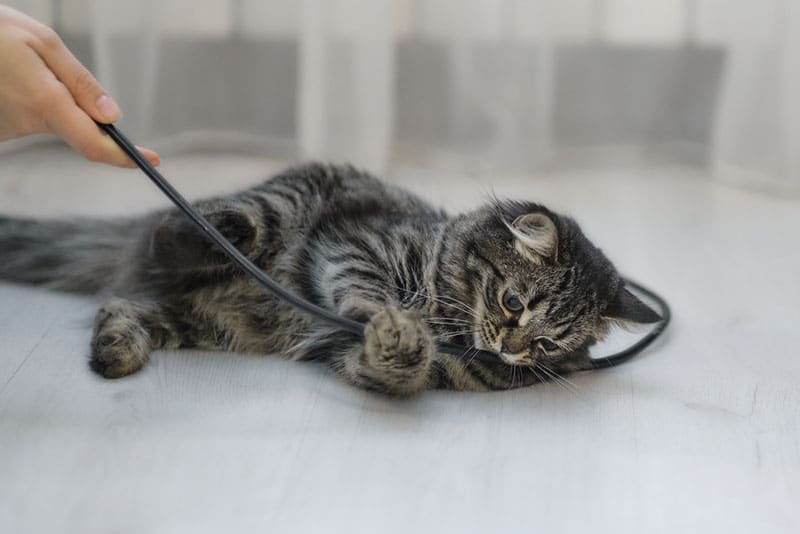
[
  {"left": 474, "top": 325, "right": 536, "bottom": 367},
  {"left": 474, "top": 329, "right": 536, "bottom": 366}
]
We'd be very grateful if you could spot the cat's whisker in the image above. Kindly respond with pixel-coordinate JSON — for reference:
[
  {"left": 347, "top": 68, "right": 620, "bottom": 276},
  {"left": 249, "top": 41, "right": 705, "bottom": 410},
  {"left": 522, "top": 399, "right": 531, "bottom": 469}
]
[
  {"left": 423, "top": 316, "right": 473, "bottom": 325},
  {"left": 436, "top": 302, "right": 481, "bottom": 320},
  {"left": 529, "top": 365, "right": 544, "bottom": 382},
  {"left": 374, "top": 280, "right": 429, "bottom": 303},
  {"left": 433, "top": 326, "right": 479, "bottom": 334},
  {"left": 423, "top": 313, "right": 470, "bottom": 320},
  {"left": 391, "top": 284, "right": 479, "bottom": 318},
  {"left": 511, "top": 366, "right": 518, "bottom": 389},
  {"left": 458, "top": 342, "right": 483, "bottom": 368},
  {"left": 534, "top": 364, "right": 570, "bottom": 393},
  {"left": 537, "top": 362, "right": 581, "bottom": 392},
  {"left": 535, "top": 364, "right": 566, "bottom": 390},
  {"left": 436, "top": 337, "right": 469, "bottom": 344},
  {"left": 432, "top": 294, "right": 481, "bottom": 315},
  {"left": 374, "top": 280, "right": 480, "bottom": 320},
  {"left": 530, "top": 366, "right": 546, "bottom": 385},
  {"left": 428, "top": 299, "right": 481, "bottom": 319},
  {"left": 426, "top": 323, "right": 475, "bottom": 333},
  {"left": 433, "top": 327, "right": 479, "bottom": 337},
  {"left": 535, "top": 363, "right": 581, "bottom": 397},
  {"left": 425, "top": 319, "right": 477, "bottom": 334}
]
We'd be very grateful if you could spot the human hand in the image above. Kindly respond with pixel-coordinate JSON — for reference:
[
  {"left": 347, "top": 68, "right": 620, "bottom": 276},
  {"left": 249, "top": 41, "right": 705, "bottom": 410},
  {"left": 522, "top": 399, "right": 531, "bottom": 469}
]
[{"left": 0, "top": 5, "right": 159, "bottom": 167}]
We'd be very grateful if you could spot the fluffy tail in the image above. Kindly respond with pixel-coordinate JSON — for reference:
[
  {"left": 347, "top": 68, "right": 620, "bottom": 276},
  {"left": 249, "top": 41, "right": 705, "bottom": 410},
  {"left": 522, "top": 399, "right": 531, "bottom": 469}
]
[{"left": 0, "top": 215, "right": 139, "bottom": 294}]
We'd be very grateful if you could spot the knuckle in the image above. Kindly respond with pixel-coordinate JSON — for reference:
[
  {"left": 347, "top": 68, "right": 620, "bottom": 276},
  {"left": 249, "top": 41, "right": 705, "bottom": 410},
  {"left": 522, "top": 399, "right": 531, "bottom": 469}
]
[
  {"left": 73, "top": 68, "right": 99, "bottom": 95},
  {"left": 36, "top": 25, "right": 62, "bottom": 49}
]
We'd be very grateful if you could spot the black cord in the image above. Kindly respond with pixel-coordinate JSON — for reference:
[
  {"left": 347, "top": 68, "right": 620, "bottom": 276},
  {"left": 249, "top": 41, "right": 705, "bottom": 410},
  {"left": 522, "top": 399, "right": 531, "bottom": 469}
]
[
  {"left": 586, "top": 279, "right": 671, "bottom": 369},
  {"left": 98, "top": 121, "right": 670, "bottom": 368}
]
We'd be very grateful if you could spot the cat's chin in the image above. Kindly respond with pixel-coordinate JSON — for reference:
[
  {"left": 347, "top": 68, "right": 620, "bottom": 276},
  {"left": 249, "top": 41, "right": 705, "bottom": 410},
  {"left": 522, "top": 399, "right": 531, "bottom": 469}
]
[{"left": 499, "top": 351, "right": 536, "bottom": 367}]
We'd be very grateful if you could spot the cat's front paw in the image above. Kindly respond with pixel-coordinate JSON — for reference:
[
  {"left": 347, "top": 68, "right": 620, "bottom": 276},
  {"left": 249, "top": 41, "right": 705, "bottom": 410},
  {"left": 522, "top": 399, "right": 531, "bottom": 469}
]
[{"left": 363, "top": 307, "right": 433, "bottom": 394}]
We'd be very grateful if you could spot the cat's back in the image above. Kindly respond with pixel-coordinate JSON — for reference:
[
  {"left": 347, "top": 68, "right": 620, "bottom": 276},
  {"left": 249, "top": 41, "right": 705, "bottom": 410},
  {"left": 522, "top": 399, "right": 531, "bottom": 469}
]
[
  {"left": 276, "top": 165, "right": 444, "bottom": 311},
  {"left": 265, "top": 162, "right": 446, "bottom": 230}
]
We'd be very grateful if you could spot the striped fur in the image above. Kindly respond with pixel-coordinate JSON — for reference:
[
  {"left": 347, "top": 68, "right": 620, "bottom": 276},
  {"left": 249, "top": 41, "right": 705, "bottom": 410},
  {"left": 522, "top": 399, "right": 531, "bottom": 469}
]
[{"left": 0, "top": 163, "right": 659, "bottom": 395}]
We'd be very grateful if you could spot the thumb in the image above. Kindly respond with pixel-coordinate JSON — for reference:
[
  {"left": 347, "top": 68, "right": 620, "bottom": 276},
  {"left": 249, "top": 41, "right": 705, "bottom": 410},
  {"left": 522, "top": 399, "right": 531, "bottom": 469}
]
[{"left": 32, "top": 29, "right": 121, "bottom": 123}]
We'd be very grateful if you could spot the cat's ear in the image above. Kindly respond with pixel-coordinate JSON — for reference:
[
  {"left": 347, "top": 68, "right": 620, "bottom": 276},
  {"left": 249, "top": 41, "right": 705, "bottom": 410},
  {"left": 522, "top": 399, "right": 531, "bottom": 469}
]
[
  {"left": 603, "top": 287, "right": 662, "bottom": 324},
  {"left": 506, "top": 213, "right": 558, "bottom": 261}
]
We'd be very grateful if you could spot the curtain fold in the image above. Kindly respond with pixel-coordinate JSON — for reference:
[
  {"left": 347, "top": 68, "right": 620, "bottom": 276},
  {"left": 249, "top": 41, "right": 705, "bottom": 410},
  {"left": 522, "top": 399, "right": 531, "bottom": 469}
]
[{"left": 4, "top": 0, "right": 799, "bottom": 190}]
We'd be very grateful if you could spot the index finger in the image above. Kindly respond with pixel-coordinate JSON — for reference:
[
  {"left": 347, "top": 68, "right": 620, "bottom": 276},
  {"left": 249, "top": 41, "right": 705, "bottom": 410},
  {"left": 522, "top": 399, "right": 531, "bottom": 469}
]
[
  {"left": 28, "top": 24, "right": 121, "bottom": 124},
  {"left": 43, "top": 82, "right": 159, "bottom": 167}
]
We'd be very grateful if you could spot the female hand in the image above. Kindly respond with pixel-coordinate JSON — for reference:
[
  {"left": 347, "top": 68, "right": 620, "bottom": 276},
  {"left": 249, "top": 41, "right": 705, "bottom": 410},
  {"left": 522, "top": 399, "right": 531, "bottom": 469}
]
[{"left": 0, "top": 5, "right": 159, "bottom": 167}]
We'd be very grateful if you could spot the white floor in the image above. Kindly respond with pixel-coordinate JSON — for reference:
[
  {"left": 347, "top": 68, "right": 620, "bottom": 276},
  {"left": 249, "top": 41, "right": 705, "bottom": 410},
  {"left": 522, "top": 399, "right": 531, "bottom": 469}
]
[{"left": 1, "top": 145, "right": 799, "bottom": 534}]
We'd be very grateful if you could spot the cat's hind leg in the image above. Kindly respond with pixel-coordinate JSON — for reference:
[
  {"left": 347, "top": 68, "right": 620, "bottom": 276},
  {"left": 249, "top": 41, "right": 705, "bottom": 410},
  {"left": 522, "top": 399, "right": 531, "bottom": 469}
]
[
  {"left": 148, "top": 199, "right": 279, "bottom": 272},
  {"left": 90, "top": 299, "right": 179, "bottom": 378}
]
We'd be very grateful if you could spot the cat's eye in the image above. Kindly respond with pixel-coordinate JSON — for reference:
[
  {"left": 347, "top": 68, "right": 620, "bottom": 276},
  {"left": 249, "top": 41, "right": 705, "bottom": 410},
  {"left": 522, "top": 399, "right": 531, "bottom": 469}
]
[
  {"left": 502, "top": 290, "right": 523, "bottom": 312},
  {"left": 536, "top": 337, "right": 559, "bottom": 353}
]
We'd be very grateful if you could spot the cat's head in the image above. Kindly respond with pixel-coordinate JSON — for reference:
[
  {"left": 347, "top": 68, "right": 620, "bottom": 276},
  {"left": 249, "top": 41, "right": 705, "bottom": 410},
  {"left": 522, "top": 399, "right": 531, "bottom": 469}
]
[{"left": 451, "top": 200, "right": 660, "bottom": 368}]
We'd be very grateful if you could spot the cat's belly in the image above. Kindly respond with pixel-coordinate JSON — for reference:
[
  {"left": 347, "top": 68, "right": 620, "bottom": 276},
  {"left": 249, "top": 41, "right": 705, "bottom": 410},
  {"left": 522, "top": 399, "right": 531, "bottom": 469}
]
[{"left": 179, "top": 275, "right": 316, "bottom": 356}]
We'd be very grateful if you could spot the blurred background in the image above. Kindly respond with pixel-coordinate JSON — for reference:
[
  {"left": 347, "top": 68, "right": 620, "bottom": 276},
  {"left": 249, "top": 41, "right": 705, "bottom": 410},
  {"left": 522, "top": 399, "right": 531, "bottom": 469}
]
[{"left": 3, "top": 0, "right": 800, "bottom": 193}]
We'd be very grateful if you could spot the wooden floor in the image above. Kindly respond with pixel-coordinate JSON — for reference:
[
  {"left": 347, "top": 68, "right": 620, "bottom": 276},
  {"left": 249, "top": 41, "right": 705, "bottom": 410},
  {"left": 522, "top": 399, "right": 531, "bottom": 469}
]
[{"left": 1, "top": 144, "right": 798, "bottom": 533}]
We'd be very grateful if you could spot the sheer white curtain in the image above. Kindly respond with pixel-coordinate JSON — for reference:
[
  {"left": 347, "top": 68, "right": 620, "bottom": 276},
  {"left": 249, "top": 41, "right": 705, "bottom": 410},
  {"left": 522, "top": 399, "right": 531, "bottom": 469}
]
[{"left": 7, "top": 0, "right": 800, "bottom": 190}]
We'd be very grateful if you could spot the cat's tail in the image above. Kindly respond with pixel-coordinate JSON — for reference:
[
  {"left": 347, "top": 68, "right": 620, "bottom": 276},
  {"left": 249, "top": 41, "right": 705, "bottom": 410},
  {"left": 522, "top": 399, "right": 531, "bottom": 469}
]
[{"left": 0, "top": 215, "right": 140, "bottom": 294}]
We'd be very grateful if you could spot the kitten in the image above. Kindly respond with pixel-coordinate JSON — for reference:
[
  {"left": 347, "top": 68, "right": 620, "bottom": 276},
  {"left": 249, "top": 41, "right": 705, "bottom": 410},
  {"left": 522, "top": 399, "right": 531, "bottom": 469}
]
[{"left": 0, "top": 163, "right": 660, "bottom": 395}]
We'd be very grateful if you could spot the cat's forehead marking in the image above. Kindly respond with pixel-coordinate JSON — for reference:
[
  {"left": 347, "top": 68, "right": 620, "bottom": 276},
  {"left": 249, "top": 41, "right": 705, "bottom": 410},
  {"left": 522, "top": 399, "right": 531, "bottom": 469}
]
[
  {"left": 518, "top": 308, "right": 534, "bottom": 327},
  {"left": 500, "top": 252, "right": 541, "bottom": 281}
]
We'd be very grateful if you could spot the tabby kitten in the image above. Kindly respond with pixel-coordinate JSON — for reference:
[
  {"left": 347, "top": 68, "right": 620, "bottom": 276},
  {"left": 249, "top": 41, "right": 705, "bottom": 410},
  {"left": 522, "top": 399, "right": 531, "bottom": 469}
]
[{"left": 0, "top": 163, "right": 659, "bottom": 395}]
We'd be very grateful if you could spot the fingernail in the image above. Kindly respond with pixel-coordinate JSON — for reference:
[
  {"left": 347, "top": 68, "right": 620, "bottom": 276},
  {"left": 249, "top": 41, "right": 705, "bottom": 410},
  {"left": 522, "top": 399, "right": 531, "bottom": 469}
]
[
  {"left": 96, "top": 94, "right": 121, "bottom": 122},
  {"left": 135, "top": 146, "right": 161, "bottom": 166}
]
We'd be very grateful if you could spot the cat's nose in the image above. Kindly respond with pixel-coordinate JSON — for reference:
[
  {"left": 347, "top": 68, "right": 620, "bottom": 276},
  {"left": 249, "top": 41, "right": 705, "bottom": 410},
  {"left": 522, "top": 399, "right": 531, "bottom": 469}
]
[{"left": 501, "top": 337, "right": 527, "bottom": 354}]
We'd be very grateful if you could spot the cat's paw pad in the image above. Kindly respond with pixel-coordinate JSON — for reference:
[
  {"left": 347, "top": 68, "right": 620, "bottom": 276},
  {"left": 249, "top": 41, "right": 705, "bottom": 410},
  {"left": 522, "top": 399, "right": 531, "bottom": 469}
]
[
  {"left": 364, "top": 308, "right": 433, "bottom": 370},
  {"left": 90, "top": 302, "right": 151, "bottom": 379}
]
